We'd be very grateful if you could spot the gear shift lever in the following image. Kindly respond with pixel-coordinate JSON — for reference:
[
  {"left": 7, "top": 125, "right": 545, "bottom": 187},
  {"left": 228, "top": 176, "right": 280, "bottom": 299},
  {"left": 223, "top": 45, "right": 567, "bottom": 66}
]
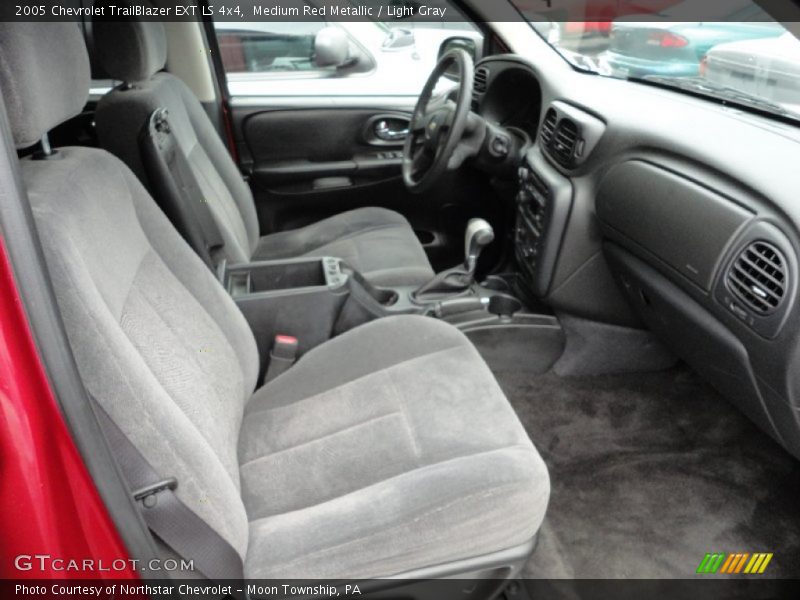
[
  {"left": 464, "top": 218, "right": 495, "bottom": 275},
  {"left": 413, "top": 218, "right": 495, "bottom": 301}
]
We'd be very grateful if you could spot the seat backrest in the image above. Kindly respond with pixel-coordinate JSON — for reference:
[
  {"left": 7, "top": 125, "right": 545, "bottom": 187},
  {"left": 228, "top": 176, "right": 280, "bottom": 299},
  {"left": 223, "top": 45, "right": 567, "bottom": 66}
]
[
  {"left": 92, "top": 2, "right": 259, "bottom": 264},
  {"left": 0, "top": 21, "right": 259, "bottom": 561}
]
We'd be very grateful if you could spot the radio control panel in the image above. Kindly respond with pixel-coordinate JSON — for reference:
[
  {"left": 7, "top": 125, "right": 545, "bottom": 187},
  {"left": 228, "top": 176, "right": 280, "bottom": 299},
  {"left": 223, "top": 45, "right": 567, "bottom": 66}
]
[{"left": 514, "top": 152, "right": 573, "bottom": 297}]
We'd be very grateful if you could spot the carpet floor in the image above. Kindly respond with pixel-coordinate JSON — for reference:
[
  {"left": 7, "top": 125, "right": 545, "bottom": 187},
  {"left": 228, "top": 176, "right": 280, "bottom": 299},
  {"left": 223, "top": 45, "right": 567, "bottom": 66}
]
[{"left": 494, "top": 365, "right": 800, "bottom": 580}]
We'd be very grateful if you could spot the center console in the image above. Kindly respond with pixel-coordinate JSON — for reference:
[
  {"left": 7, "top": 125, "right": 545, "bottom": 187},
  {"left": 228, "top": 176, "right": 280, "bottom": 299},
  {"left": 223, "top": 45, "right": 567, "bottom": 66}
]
[
  {"left": 220, "top": 256, "right": 565, "bottom": 381},
  {"left": 223, "top": 165, "right": 573, "bottom": 380},
  {"left": 222, "top": 257, "right": 351, "bottom": 374},
  {"left": 514, "top": 150, "right": 573, "bottom": 297}
]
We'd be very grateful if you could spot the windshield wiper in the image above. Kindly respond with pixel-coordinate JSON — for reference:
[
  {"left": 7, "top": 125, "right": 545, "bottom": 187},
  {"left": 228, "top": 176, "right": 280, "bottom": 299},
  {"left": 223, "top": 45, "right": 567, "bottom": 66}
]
[{"left": 631, "top": 75, "right": 792, "bottom": 118}]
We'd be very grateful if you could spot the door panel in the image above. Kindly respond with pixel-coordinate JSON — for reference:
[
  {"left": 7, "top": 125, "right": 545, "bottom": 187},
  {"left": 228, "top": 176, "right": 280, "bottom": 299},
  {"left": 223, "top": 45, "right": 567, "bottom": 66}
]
[
  {"left": 241, "top": 108, "right": 406, "bottom": 163},
  {"left": 213, "top": 13, "right": 489, "bottom": 271},
  {"left": 242, "top": 109, "right": 408, "bottom": 189},
  {"left": 231, "top": 104, "right": 493, "bottom": 270}
]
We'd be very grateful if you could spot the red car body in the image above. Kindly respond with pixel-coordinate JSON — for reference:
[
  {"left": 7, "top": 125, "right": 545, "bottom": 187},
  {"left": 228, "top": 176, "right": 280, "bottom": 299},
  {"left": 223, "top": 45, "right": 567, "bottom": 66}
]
[
  {"left": 516, "top": 0, "right": 682, "bottom": 33},
  {"left": 0, "top": 239, "right": 135, "bottom": 580}
]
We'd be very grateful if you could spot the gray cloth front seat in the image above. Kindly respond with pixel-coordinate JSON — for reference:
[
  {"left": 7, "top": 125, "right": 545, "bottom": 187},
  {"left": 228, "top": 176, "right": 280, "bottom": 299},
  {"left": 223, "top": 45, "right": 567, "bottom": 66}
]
[
  {"left": 90, "top": 4, "right": 434, "bottom": 287},
  {"left": 0, "top": 22, "right": 549, "bottom": 579}
]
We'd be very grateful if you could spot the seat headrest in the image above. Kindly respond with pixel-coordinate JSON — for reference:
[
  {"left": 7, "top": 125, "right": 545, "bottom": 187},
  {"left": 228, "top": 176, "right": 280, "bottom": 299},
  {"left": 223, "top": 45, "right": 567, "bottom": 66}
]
[
  {"left": 93, "top": 0, "right": 168, "bottom": 84},
  {"left": 0, "top": 22, "right": 90, "bottom": 149}
]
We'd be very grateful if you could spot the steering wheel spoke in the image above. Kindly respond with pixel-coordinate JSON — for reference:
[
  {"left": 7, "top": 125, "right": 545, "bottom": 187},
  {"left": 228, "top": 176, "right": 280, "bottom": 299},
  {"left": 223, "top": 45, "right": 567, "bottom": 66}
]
[
  {"left": 442, "top": 104, "right": 457, "bottom": 127},
  {"left": 410, "top": 146, "right": 434, "bottom": 178},
  {"left": 437, "top": 106, "right": 456, "bottom": 137},
  {"left": 409, "top": 112, "right": 427, "bottom": 135},
  {"left": 426, "top": 93, "right": 449, "bottom": 112}
]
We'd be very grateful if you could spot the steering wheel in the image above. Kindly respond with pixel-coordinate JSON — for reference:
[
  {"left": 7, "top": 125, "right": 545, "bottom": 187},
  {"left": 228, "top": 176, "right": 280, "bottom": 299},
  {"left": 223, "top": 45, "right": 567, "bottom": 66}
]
[{"left": 403, "top": 49, "right": 474, "bottom": 194}]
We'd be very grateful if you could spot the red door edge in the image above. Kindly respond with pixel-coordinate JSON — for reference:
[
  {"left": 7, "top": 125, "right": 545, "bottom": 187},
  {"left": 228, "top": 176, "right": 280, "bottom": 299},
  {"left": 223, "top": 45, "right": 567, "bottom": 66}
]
[{"left": 0, "top": 236, "right": 137, "bottom": 580}]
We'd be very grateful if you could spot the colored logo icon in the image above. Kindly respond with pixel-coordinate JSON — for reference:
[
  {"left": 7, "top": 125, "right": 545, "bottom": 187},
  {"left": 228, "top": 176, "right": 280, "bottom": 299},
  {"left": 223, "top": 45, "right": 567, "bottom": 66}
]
[{"left": 697, "top": 552, "right": 773, "bottom": 574}]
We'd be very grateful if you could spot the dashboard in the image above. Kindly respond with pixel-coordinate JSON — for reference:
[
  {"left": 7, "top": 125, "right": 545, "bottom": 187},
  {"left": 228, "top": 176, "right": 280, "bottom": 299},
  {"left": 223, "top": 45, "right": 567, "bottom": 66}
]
[{"left": 472, "top": 54, "right": 800, "bottom": 461}]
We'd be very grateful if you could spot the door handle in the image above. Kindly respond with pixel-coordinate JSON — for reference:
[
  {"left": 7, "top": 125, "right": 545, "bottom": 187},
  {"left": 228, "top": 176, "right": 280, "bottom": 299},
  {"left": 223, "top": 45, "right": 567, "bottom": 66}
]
[{"left": 374, "top": 120, "right": 409, "bottom": 141}]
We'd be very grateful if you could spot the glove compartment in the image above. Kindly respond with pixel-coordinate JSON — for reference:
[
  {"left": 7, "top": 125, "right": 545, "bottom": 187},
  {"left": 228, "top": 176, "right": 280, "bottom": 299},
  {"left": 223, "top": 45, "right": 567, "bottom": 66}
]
[{"left": 596, "top": 160, "right": 752, "bottom": 291}]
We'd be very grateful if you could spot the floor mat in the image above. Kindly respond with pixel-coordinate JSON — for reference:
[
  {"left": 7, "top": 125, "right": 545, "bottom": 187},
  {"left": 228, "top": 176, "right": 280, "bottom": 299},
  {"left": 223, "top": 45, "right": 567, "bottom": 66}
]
[{"left": 495, "top": 366, "right": 800, "bottom": 579}]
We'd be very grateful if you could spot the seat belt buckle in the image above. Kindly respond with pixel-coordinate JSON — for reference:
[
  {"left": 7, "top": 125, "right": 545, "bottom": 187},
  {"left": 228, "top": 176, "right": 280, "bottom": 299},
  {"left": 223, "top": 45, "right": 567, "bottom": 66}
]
[
  {"left": 133, "top": 477, "right": 177, "bottom": 508},
  {"left": 265, "top": 334, "right": 298, "bottom": 382}
]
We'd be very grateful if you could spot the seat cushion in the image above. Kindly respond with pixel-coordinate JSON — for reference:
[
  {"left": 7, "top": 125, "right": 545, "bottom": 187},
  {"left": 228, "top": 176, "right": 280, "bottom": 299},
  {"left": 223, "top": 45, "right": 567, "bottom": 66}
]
[
  {"left": 239, "top": 315, "right": 550, "bottom": 579},
  {"left": 252, "top": 207, "right": 435, "bottom": 287}
]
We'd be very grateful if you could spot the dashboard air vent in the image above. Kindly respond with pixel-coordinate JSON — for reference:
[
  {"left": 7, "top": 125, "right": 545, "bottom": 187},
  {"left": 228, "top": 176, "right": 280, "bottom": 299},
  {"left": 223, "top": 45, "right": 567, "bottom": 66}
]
[
  {"left": 540, "top": 109, "right": 557, "bottom": 145},
  {"left": 551, "top": 119, "right": 579, "bottom": 166},
  {"left": 474, "top": 67, "right": 489, "bottom": 94},
  {"left": 727, "top": 241, "right": 787, "bottom": 314}
]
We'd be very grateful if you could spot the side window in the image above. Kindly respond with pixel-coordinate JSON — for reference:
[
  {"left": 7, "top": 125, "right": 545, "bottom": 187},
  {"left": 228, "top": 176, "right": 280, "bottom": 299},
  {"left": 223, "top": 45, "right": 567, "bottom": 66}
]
[
  {"left": 89, "top": 78, "right": 118, "bottom": 97},
  {"left": 214, "top": 2, "right": 483, "bottom": 98},
  {"left": 216, "top": 22, "right": 325, "bottom": 75}
]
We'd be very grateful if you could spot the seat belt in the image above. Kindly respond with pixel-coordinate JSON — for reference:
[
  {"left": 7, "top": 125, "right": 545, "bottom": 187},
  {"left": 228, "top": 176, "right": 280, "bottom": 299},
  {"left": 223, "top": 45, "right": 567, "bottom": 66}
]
[
  {"left": 92, "top": 399, "right": 244, "bottom": 581},
  {"left": 265, "top": 334, "right": 299, "bottom": 382},
  {"left": 140, "top": 108, "right": 226, "bottom": 270}
]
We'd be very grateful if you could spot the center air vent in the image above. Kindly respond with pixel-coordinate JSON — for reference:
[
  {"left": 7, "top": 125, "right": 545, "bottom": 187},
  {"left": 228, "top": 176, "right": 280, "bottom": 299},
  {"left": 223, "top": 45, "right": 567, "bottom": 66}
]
[
  {"left": 538, "top": 101, "right": 604, "bottom": 168},
  {"left": 727, "top": 241, "right": 787, "bottom": 314},
  {"left": 551, "top": 119, "right": 579, "bottom": 166},
  {"left": 473, "top": 67, "right": 489, "bottom": 94},
  {"left": 540, "top": 109, "right": 557, "bottom": 146},
  {"left": 539, "top": 110, "right": 581, "bottom": 167}
]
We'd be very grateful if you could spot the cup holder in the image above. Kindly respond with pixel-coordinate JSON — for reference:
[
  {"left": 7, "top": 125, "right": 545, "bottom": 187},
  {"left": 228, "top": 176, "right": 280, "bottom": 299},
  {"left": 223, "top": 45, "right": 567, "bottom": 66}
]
[
  {"left": 367, "top": 286, "right": 398, "bottom": 307},
  {"left": 488, "top": 294, "right": 523, "bottom": 318},
  {"left": 377, "top": 290, "right": 399, "bottom": 307},
  {"left": 481, "top": 275, "right": 512, "bottom": 293}
]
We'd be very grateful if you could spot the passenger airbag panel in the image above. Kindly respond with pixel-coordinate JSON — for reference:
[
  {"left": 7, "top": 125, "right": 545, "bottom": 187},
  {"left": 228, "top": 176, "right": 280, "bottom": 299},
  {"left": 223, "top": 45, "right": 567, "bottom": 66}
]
[{"left": 597, "top": 160, "right": 752, "bottom": 290}]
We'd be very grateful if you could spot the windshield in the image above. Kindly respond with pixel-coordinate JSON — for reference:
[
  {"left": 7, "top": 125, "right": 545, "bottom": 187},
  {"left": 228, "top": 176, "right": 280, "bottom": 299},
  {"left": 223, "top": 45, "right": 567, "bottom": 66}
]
[{"left": 511, "top": 0, "right": 800, "bottom": 123}]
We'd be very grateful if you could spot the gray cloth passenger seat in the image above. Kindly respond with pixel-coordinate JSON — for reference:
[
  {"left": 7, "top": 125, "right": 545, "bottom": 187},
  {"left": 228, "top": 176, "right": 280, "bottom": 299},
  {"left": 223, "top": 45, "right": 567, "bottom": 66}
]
[
  {"left": 91, "top": 1, "right": 434, "bottom": 287},
  {"left": 0, "top": 22, "right": 550, "bottom": 579}
]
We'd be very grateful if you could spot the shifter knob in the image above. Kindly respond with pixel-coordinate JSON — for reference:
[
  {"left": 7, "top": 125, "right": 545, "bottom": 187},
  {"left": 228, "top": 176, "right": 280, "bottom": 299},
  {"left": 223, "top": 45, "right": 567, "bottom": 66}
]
[{"left": 464, "top": 218, "right": 494, "bottom": 274}]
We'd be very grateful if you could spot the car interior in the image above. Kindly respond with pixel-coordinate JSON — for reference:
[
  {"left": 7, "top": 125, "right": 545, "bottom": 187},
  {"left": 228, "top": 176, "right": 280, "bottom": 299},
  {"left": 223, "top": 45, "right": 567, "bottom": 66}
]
[{"left": 1, "top": 0, "right": 799, "bottom": 595}]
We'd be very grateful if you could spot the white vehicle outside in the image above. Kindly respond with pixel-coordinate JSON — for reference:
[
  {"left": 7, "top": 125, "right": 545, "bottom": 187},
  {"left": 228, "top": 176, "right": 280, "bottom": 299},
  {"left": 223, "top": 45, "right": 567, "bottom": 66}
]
[
  {"left": 216, "top": 20, "right": 482, "bottom": 98},
  {"left": 703, "top": 32, "right": 800, "bottom": 118}
]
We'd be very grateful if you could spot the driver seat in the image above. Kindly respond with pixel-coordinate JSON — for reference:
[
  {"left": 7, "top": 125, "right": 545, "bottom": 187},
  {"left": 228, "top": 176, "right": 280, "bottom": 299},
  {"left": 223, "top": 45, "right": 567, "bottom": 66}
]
[{"left": 91, "top": 4, "right": 434, "bottom": 287}]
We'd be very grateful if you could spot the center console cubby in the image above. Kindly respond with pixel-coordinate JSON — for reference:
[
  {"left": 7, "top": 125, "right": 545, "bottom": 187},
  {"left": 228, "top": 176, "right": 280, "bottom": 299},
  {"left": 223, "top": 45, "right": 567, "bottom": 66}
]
[{"left": 223, "top": 257, "right": 350, "bottom": 375}]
